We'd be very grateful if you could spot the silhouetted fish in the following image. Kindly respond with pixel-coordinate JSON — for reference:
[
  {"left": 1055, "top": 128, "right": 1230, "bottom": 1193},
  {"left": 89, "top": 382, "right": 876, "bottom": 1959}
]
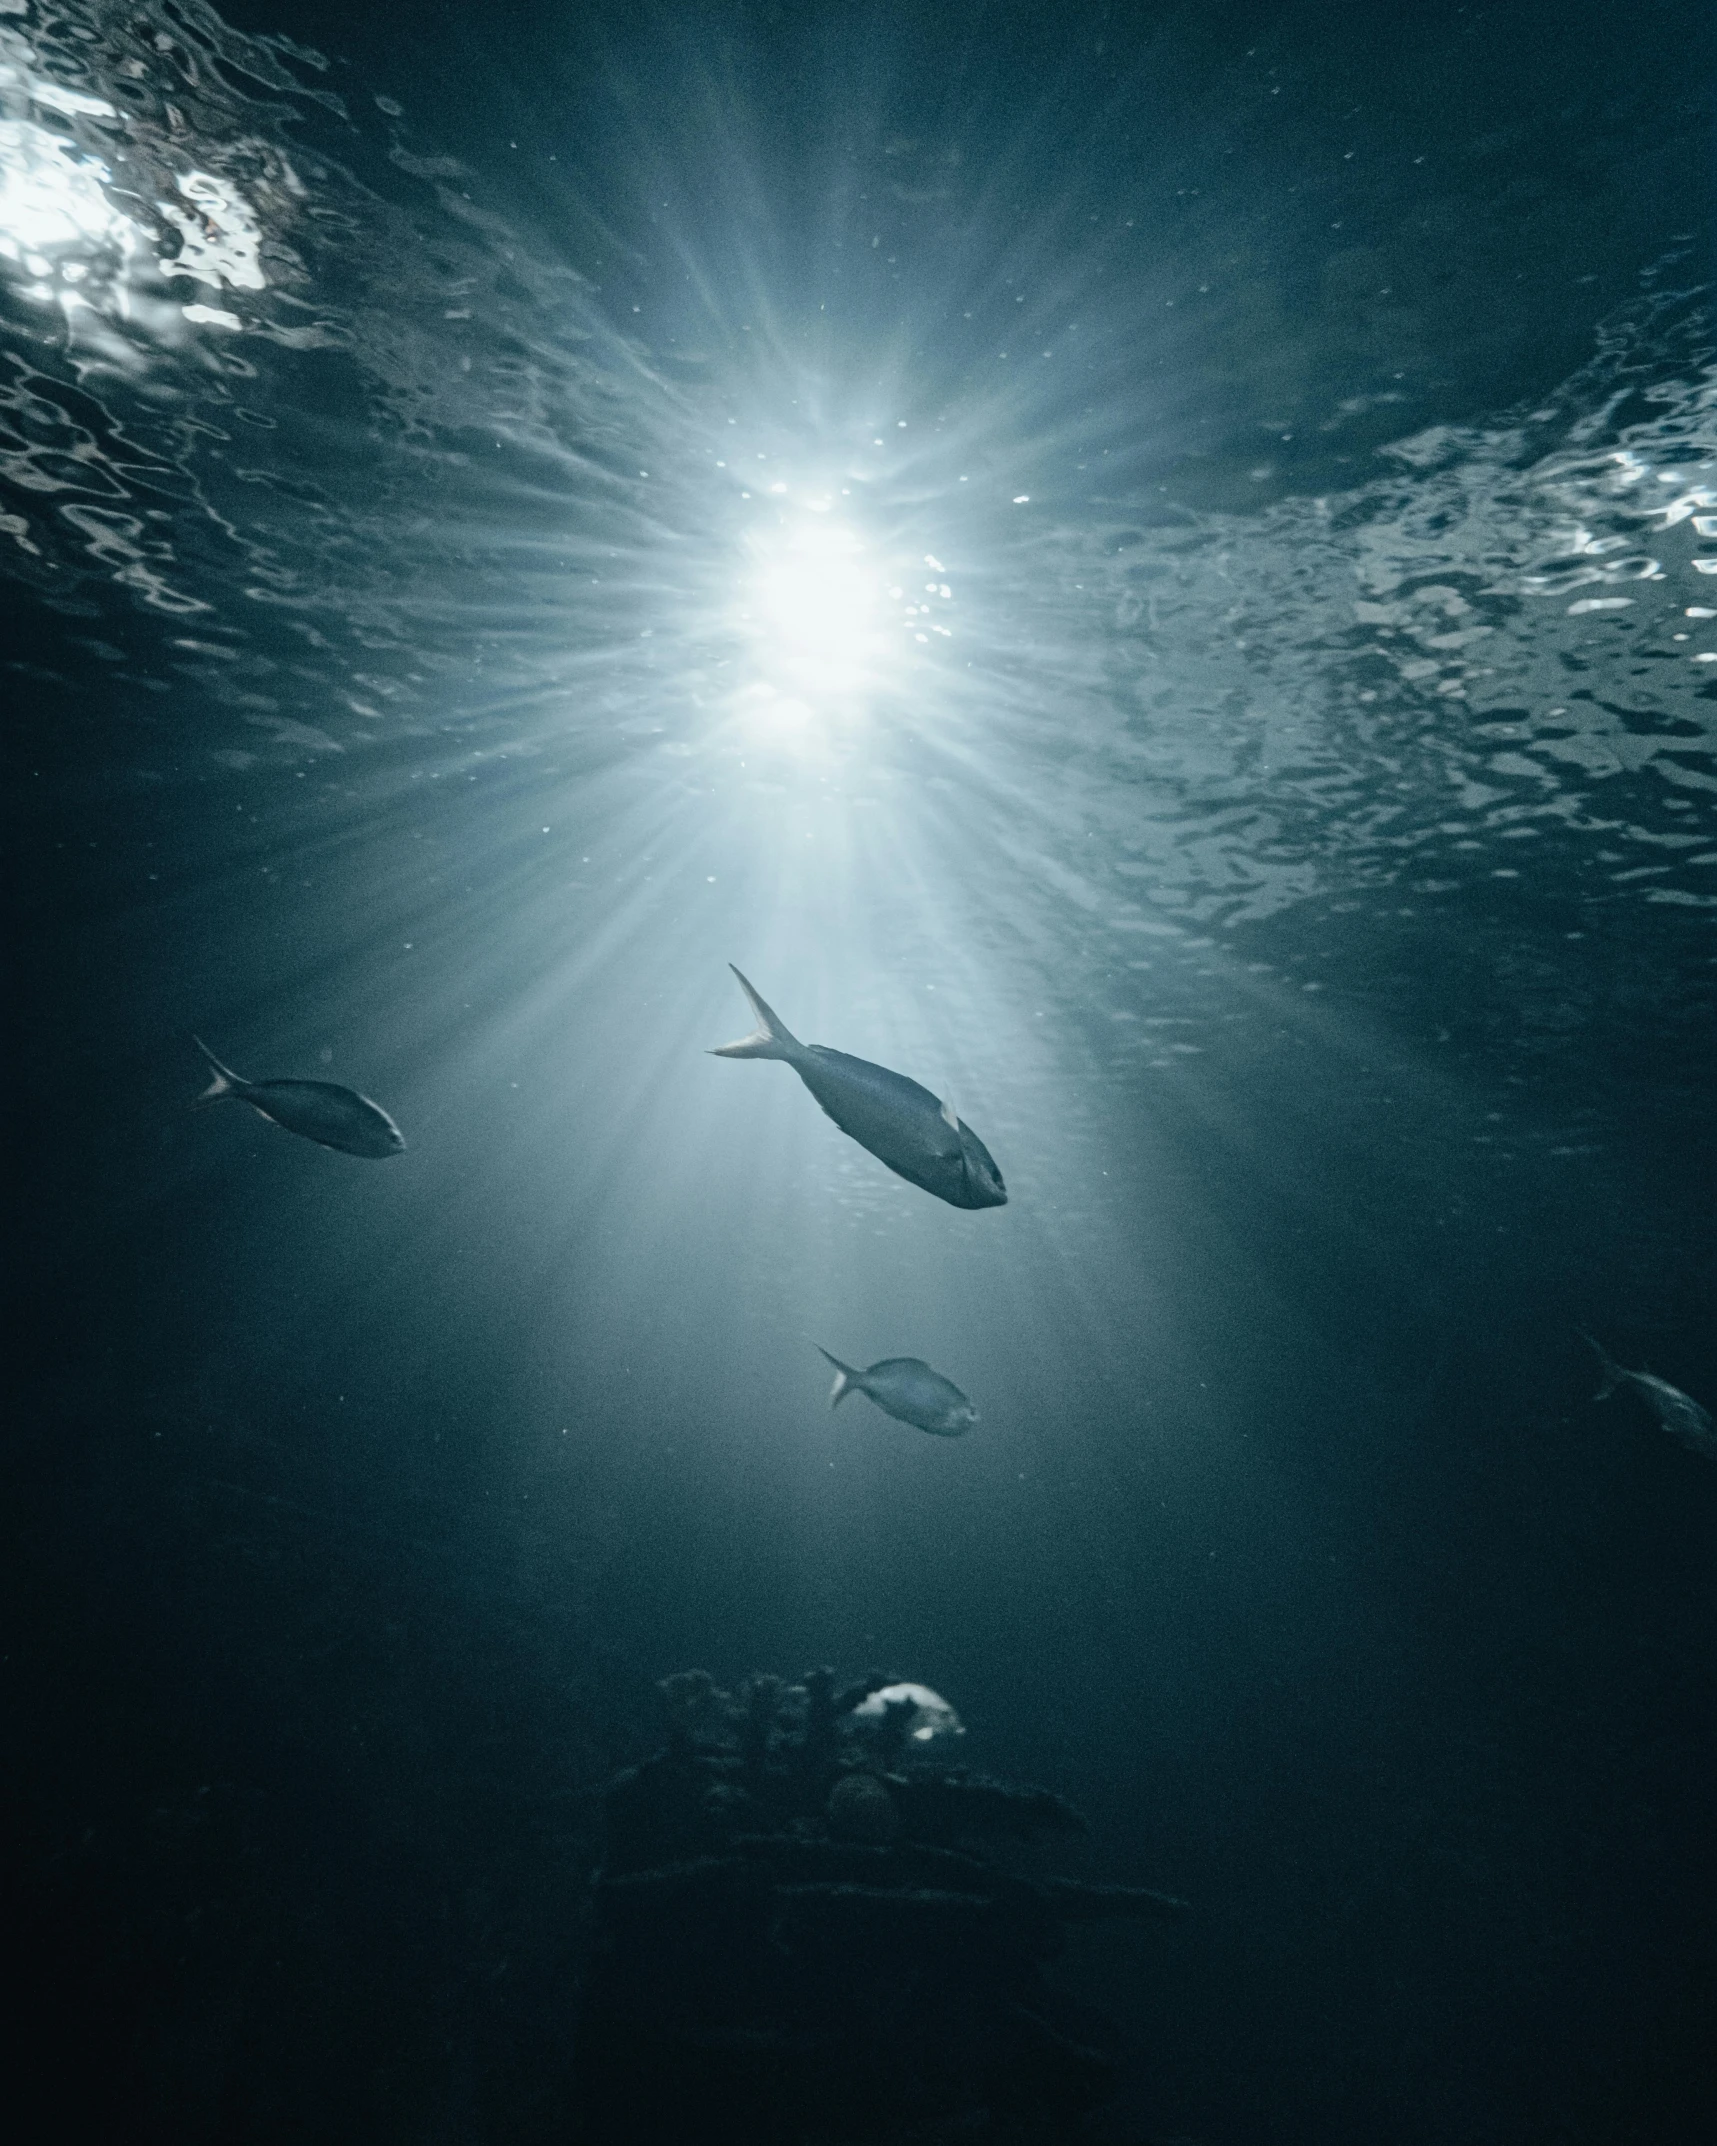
[
  {"left": 710, "top": 967, "right": 1005, "bottom": 1209},
  {"left": 192, "top": 1036, "right": 405, "bottom": 1159},
  {"left": 1581, "top": 1331, "right": 1714, "bottom": 1459},
  {"left": 816, "top": 1347, "right": 978, "bottom": 1437}
]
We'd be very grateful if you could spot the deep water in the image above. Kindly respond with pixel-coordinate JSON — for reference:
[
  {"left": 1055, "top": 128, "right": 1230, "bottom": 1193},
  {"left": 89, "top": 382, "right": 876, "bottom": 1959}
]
[{"left": 5, "top": 2, "right": 1716, "bottom": 2141}]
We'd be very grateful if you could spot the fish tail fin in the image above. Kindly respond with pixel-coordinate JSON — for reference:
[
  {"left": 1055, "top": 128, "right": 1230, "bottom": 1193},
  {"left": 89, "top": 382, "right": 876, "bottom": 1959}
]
[
  {"left": 816, "top": 1345, "right": 862, "bottom": 1410},
  {"left": 1578, "top": 1329, "right": 1623, "bottom": 1401},
  {"left": 191, "top": 1034, "right": 242, "bottom": 1105},
  {"left": 708, "top": 966, "right": 804, "bottom": 1060}
]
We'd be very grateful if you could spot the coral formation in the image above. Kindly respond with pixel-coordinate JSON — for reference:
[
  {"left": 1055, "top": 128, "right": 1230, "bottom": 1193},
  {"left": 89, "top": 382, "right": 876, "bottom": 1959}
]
[{"left": 573, "top": 1666, "right": 1187, "bottom": 2142}]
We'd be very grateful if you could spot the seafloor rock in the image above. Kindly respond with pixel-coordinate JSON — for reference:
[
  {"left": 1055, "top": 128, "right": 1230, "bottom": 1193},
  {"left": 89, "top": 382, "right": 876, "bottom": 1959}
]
[{"left": 571, "top": 1666, "right": 1187, "bottom": 2144}]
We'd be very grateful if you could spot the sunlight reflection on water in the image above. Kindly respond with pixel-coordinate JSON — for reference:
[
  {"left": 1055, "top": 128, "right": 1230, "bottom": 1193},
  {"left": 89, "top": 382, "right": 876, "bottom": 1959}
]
[
  {"left": 0, "top": 31, "right": 269, "bottom": 336},
  {"left": 1, "top": 0, "right": 1713, "bottom": 938}
]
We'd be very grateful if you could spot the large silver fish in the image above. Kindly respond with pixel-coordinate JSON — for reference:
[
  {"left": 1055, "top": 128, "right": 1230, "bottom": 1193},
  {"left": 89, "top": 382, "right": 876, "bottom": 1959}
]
[
  {"left": 709, "top": 967, "right": 1006, "bottom": 1210},
  {"left": 1582, "top": 1332, "right": 1714, "bottom": 1459},
  {"left": 192, "top": 1036, "right": 405, "bottom": 1160},
  {"left": 816, "top": 1347, "right": 978, "bottom": 1437}
]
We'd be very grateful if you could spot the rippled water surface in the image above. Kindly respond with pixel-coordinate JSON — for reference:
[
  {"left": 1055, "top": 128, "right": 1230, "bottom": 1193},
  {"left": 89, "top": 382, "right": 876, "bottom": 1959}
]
[{"left": 8, "top": 3, "right": 1715, "bottom": 2141}]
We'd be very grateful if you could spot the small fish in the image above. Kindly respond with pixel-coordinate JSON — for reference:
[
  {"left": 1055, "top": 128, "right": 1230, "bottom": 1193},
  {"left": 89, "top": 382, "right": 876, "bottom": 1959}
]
[
  {"left": 192, "top": 1036, "right": 405, "bottom": 1160},
  {"left": 1581, "top": 1331, "right": 1714, "bottom": 1459},
  {"left": 816, "top": 1346, "right": 978, "bottom": 1437},
  {"left": 710, "top": 966, "right": 1006, "bottom": 1210}
]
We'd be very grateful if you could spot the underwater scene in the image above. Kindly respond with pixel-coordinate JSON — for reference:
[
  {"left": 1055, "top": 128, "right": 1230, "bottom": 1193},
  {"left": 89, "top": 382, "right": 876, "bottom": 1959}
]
[{"left": 5, "top": 1, "right": 1714, "bottom": 2139}]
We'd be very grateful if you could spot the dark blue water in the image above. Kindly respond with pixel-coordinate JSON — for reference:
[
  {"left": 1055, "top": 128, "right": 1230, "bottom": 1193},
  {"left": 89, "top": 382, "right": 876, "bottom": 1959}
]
[{"left": 5, "top": 3, "right": 1715, "bottom": 2139}]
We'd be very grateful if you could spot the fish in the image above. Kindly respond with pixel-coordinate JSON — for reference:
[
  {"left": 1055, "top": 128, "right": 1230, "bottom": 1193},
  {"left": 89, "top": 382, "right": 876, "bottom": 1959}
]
[
  {"left": 1581, "top": 1331, "right": 1714, "bottom": 1459},
  {"left": 709, "top": 966, "right": 1006, "bottom": 1210},
  {"left": 816, "top": 1346, "right": 978, "bottom": 1437},
  {"left": 192, "top": 1036, "right": 405, "bottom": 1160}
]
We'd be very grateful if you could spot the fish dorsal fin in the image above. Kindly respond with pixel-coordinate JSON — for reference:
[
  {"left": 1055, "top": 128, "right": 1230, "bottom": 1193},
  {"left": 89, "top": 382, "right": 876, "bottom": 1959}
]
[{"left": 940, "top": 1096, "right": 960, "bottom": 1132}]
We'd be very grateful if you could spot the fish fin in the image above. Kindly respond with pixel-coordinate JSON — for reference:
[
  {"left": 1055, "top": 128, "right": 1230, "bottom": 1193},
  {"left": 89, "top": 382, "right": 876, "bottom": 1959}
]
[
  {"left": 708, "top": 965, "right": 804, "bottom": 1060},
  {"left": 939, "top": 1096, "right": 960, "bottom": 1131},
  {"left": 191, "top": 1034, "right": 244, "bottom": 1105},
  {"left": 1577, "top": 1329, "right": 1623, "bottom": 1402},
  {"left": 815, "top": 1344, "right": 862, "bottom": 1409}
]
